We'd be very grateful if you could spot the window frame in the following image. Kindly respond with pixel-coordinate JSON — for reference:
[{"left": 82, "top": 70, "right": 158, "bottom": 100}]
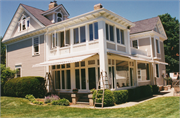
[
  {"left": 32, "top": 36, "right": 40, "bottom": 56},
  {"left": 15, "top": 65, "right": 22, "bottom": 78},
  {"left": 132, "top": 40, "right": 138, "bottom": 49},
  {"left": 89, "top": 22, "right": 99, "bottom": 41},
  {"left": 116, "top": 27, "right": 125, "bottom": 45},
  {"left": 156, "top": 39, "right": 160, "bottom": 54},
  {"left": 74, "top": 25, "right": 86, "bottom": 44},
  {"left": 106, "top": 23, "right": 114, "bottom": 42},
  {"left": 56, "top": 12, "right": 63, "bottom": 22},
  {"left": 18, "top": 15, "right": 30, "bottom": 32}
]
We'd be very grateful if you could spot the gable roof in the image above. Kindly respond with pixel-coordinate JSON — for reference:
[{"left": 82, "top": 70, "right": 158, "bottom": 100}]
[
  {"left": 21, "top": 4, "right": 52, "bottom": 26},
  {"left": 130, "top": 16, "right": 159, "bottom": 34}
]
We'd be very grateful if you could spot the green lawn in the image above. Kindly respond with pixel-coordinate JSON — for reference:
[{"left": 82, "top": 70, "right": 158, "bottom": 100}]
[{"left": 1, "top": 96, "right": 179, "bottom": 117}]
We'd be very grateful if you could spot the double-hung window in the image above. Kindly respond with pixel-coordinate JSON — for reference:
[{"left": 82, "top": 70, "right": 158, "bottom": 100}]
[
  {"left": 33, "top": 36, "right": 40, "bottom": 55},
  {"left": 89, "top": 22, "right": 99, "bottom": 41},
  {"left": 156, "top": 39, "right": 160, "bottom": 53},
  {"left": 116, "top": 28, "right": 125, "bottom": 44},
  {"left": 60, "top": 30, "right": 70, "bottom": 47},
  {"left": 132, "top": 40, "right": 138, "bottom": 49},
  {"left": 15, "top": 65, "right": 22, "bottom": 78},
  {"left": 52, "top": 33, "right": 57, "bottom": 48},
  {"left": 74, "top": 25, "right": 86, "bottom": 44},
  {"left": 106, "top": 23, "right": 114, "bottom": 41}
]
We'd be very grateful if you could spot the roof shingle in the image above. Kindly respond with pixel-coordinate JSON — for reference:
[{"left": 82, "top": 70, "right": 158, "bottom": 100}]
[
  {"left": 21, "top": 4, "right": 52, "bottom": 26},
  {"left": 130, "top": 16, "right": 159, "bottom": 34}
]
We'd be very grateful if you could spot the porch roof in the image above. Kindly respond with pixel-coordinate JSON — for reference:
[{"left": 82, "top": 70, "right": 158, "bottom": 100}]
[{"left": 32, "top": 53, "right": 97, "bottom": 67}]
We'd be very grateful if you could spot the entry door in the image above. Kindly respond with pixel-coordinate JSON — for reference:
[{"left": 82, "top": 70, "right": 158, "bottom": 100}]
[
  {"left": 130, "top": 68, "right": 134, "bottom": 86},
  {"left": 88, "top": 67, "right": 96, "bottom": 90}
]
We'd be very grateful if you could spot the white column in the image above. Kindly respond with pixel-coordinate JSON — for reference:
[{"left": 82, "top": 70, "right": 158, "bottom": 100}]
[
  {"left": 114, "top": 26, "right": 117, "bottom": 51},
  {"left": 85, "top": 24, "right": 89, "bottom": 50},
  {"left": 70, "top": 28, "right": 73, "bottom": 53},
  {"left": 126, "top": 29, "right": 131, "bottom": 55},
  {"left": 45, "top": 33, "right": 50, "bottom": 72},
  {"left": 98, "top": 20, "right": 108, "bottom": 89},
  {"left": 154, "top": 36, "right": 157, "bottom": 57}
]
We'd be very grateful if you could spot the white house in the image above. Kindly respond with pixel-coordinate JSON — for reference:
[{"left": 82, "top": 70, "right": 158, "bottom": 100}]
[{"left": 2, "top": 1, "right": 168, "bottom": 94}]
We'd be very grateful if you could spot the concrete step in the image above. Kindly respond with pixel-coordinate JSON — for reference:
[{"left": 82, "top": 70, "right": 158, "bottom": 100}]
[{"left": 76, "top": 102, "right": 89, "bottom": 105}]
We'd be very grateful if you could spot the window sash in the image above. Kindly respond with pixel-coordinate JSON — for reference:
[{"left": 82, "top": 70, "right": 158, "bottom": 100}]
[
  {"left": 132, "top": 40, "right": 138, "bottom": 49},
  {"left": 89, "top": 22, "right": 98, "bottom": 41},
  {"left": 34, "top": 37, "right": 39, "bottom": 53}
]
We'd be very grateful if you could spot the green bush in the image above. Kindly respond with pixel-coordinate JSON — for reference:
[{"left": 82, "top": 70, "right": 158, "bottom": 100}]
[
  {"left": 25, "top": 94, "right": 35, "bottom": 102},
  {"left": 113, "top": 90, "right": 128, "bottom": 104},
  {"left": 151, "top": 85, "right": 159, "bottom": 94},
  {"left": 93, "top": 89, "right": 114, "bottom": 107},
  {"left": 51, "top": 98, "right": 70, "bottom": 106},
  {"left": 4, "top": 76, "right": 47, "bottom": 98},
  {"left": 33, "top": 101, "right": 39, "bottom": 104}
]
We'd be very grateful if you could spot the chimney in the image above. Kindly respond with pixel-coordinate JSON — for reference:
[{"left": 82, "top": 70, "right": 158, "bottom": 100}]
[
  {"left": 49, "top": 1, "right": 58, "bottom": 9},
  {"left": 94, "top": 3, "right": 103, "bottom": 10}
]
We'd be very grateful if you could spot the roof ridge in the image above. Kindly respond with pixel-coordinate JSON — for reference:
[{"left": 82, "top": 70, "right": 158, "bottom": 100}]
[
  {"left": 20, "top": 3, "right": 45, "bottom": 12},
  {"left": 133, "top": 16, "right": 159, "bottom": 23},
  {"left": 42, "top": 4, "right": 62, "bottom": 14}
]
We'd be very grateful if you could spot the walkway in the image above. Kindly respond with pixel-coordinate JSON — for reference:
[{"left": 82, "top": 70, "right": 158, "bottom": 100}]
[{"left": 68, "top": 88, "right": 177, "bottom": 109}]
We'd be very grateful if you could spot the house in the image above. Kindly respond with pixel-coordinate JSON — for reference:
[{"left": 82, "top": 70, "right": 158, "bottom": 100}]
[{"left": 2, "top": 1, "right": 168, "bottom": 94}]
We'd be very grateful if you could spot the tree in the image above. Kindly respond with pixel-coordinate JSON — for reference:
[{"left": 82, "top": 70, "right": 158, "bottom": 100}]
[
  {"left": 1, "top": 36, "right": 6, "bottom": 64},
  {"left": 1, "top": 64, "right": 16, "bottom": 95},
  {"left": 159, "top": 13, "right": 179, "bottom": 73}
]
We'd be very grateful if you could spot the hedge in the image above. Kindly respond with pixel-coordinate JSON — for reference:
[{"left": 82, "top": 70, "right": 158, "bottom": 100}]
[
  {"left": 4, "top": 76, "right": 47, "bottom": 98},
  {"left": 113, "top": 90, "right": 128, "bottom": 104},
  {"left": 93, "top": 89, "right": 114, "bottom": 107}
]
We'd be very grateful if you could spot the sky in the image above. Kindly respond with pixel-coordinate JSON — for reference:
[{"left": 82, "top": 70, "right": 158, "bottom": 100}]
[{"left": 0, "top": 0, "right": 179, "bottom": 37}]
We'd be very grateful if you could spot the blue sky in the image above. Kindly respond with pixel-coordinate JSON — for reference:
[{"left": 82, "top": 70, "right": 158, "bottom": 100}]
[{"left": 0, "top": 0, "right": 179, "bottom": 37}]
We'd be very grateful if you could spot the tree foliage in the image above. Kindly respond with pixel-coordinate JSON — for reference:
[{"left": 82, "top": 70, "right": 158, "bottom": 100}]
[
  {"left": 159, "top": 13, "right": 179, "bottom": 73},
  {"left": 1, "top": 36, "right": 6, "bottom": 64},
  {"left": 1, "top": 64, "right": 16, "bottom": 95}
]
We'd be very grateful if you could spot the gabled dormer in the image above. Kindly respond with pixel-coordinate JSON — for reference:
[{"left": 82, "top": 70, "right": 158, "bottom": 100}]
[{"left": 42, "top": 1, "right": 69, "bottom": 23}]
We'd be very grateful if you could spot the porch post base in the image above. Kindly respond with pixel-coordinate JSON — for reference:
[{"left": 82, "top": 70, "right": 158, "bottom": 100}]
[
  {"left": 88, "top": 94, "right": 93, "bottom": 106},
  {"left": 71, "top": 94, "right": 77, "bottom": 104}
]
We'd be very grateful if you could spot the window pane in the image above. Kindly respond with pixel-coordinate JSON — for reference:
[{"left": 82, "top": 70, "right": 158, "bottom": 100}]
[
  {"left": 156, "top": 39, "right": 160, "bottom": 53},
  {"left": 80, "top": 26, "right": 86, "bottom": 43},
  {"left": 17, "top": 68, "right": 21, "bottom": 77},
  {"left": 66, "top": 63, "right": 70, "bottom": 68},
  {"left": 66, "top": 70, "right": 71, "bottom": 89},
  {"left": 156, "top": 64, "right": 159, "bottom": 77},
  {"left": 75, "top": 69, "right": 80, "bottom": 89},
  {"left": 110, "top": 25, "right": 114, "bottom": 41},
  {"left": 55, "top": 71, "right": 60, "bottom": 89},
  {"left": 133, "top": 40, "right": 138, "bottom": 49},
  {"left": 61, "top": 64, "right": 65, "bottom": 68},
  {"left": 116, "top": 60, "right": 129, "bottom": 88},
  {"left": 108, "top": 59, "right": 111, "bottom": 65},
  {"left": 106, "top": 24, "right": 109, "bottom": 40},
  {"left": 89, "top": 24, "right": 93, "bottom": 41},
  {"left": 116, "top": 28, "right": 120, "bottom": 43},
  {"left": 94, "top": 22, "right": 98, "bottom": 39},
  {"left": 34, "top": 37, "right": 39, "bottom": 52},
  {"left": 60, "top": 32, "right": 64, "bottom": 47},
  {"left": 57, "top": 65, "right": 60, "bottom": 69},
  {"left": 121, "top": 30, "right": 124, "bottom": 44},
  {"left": 66, "top": 30, "right": 70, "bottom": 45},
  {"left": 62, "top": 70, "right": 65, "bottom": 89},
  {"left": 52, "top": 34, "right": 55, "bottom": 48},
  {"left": 81, "top": 69, "right": 86, "bottom": 89},
  {"left": 81, "top": 61, "right": 85, "bottom": 67},
  {"left": 75, "top": 62, "right": 79, "bottom": 67},
  {"left": 74, "top": 28, "right": 79, "bottom": 44},
  {"left": 88, "top": 60, "right": 95, "bottom": 65},
  {"left": 52, "top": 65, "right": 55, "bottom": 69},
  {"left": 27, "top": 20, "right": 29, "bottom": 27}
]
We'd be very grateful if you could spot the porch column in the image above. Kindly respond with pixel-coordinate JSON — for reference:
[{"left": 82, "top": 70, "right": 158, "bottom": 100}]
[
  {"left": 125, "top": 29, "right": 131, "bottom": 55},
  {"left": 98, "top": 20, "right": 109, "bottom": 89}
]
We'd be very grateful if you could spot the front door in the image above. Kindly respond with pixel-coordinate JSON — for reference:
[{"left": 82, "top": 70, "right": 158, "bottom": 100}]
[{"left": 88, "top": 67, "right": 96, "bottom": 90}]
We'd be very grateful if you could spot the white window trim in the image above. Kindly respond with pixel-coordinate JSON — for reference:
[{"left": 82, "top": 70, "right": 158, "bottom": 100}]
[
  {"left": 18, "top": 15, "right": 30, "bottom": 32},
  {"left": 15, "top": 65, "right": 22, "bottom": 77},
  {"left": 51, "top": 32, "right": 57, "bottom": 49},
  {"left": 132, "top": 39, "right": 139, "bottom": 49},
  {"left": 32, "top": 36, "right": 40, "bottom": 56},
  {"left": 156, "top": 38, "right": 160, "bottom": 54}
]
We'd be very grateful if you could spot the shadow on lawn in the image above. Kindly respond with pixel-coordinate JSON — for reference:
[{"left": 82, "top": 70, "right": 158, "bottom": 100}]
[{"left": 132, "top": 91, "right": 170, "bottom": 102}]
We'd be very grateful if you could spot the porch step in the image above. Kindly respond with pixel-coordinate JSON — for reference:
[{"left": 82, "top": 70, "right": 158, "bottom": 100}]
[{"left": 76, "top": 102, "right": 89, "bottom": 105}]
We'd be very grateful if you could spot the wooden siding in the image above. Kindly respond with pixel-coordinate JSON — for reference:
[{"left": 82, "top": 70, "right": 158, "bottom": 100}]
[
  {"left": 138, "top": 38, "right": 151, "bottom": 57},
  {"left": 7, "top": 35, "right": 45, "bottom": 77}
]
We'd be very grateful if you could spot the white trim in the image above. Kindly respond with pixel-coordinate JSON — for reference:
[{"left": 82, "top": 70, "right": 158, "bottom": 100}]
[{"left": 32, "top": 35, "right": 40, "bottom": 56}]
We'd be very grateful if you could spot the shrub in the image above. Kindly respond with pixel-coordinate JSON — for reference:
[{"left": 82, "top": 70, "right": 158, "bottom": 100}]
[
  {"left": 44, "top": 94, "right": 60, "bottom": 103},
  {"left": 38, "top": 101, "right": 44, "bottom": 105},
  {"left": 151, "top": 85, "right": 159, "bottom": 94},
  {"left": 113, "top": 90, "right": 128, "bottom": 104},
  {"left": 4, "top": 76, "right": 47, "bottom": 98},
  {"left": 93, "top": 89, "right": 114, "bottom": 107},
  {"left": 25, "top": 94, "right": 35, "bottom": 102},
  {"left": 51, "top": 98, "right": 70, "bottom": 106},
  {"left": 33, "top": 101, "right": 39, "bottom": 104}
]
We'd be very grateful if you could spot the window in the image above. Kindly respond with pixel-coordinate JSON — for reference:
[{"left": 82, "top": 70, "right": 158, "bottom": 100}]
[
  {"left": 74, "top": 26, "right": 86, "bottom": 44},
  {"left": 89, "top": 22, "right": 99, "bottom": 41},
  {"left": 156, "top": 64, "right": 159, "bottom": 77},
  {"left": 55, "top": 71, "right": 60, "bottom": 89},
  {"left": 121, "top": 30, "right": 124, "bottom": 44},
  {"left": 80, "top": 26, "right": 86, "bottom": 43},
  {"left": 156, "top": 39, "right": 160, "bottom": 53},
  {"left": 106, "top": 24, "right": 114, "bottom": 41},
  {"left": 138, "top": 69, "right": 141, "bottom": 80},
  {"left": 137, "top": 63, "right": 150, "bottom": 81},
  {"left": 15, "top": 65, "right": 21, "bottom": 78},
  {"left": 33, "top": 37, "right": 40, "bottom": 55},
  {"left": 66, "top": 70, "right": 71, "bottom": 89},
  {"left": 132, "top": 40, "right": 138, "bottom": 49},
  {"left": 57, "top": 13, "right": 63, "bottom": 22},
  {"left": 74, "top": 28, "right": 79, "bottom": 44},
  {"left": 52, "top": 33, "right": 57, "bottom": 48},
  {"left": 59, "top": 30, "right": 70, "bottom": 47},
  {"left": 18, "top": 15, "right": 30, "bottom": 32},
  {"left": 88, "top": 60, "right": 95, "bottom": 65},
  {"left": 116, "top": 28, "right": 125, "bottom": 44}
]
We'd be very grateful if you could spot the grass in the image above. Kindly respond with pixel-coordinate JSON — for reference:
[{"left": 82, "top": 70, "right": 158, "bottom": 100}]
[{"left": 1, "top": 96, "right": 180, "bottom": 117}]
